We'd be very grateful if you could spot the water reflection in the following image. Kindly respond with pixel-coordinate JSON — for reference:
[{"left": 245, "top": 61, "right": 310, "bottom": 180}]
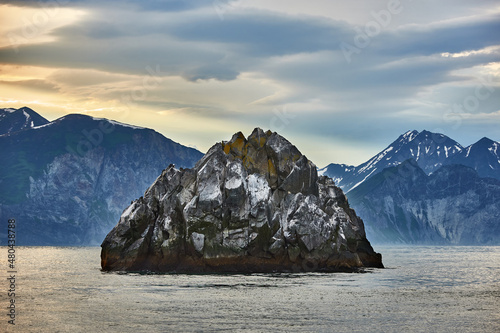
[{"left": 8, "top": 246, "right": 500, "bottom": 333}]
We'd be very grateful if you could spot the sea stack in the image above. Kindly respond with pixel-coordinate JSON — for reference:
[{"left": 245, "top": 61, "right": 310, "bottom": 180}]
[{"left": 101, "top": 128, "right": 383, "bottom": 272}]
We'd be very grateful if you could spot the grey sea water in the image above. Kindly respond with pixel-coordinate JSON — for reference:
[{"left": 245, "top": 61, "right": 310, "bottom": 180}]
[{"left": 1, "top": 246, "right": 499, "bottom": 332}]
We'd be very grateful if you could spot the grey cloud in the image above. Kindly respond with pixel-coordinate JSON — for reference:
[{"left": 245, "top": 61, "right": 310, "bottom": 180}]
[
  {"left": 0, "top": 79, "right": 60, "bottom": 92},
  {"left": 373, "top": 15, "right": 500, "bottom": 57},
  {"left": 182, "top": 64, "right": 240, "bottom": 82},
  {"left": 170, "top": 11, "right": 352, "bottom": 57},
  {"left": 2, "top": 0, "right": 211, "bottom": 11},
  {"left": 0, "top": 35, "right": 233, "bottom": 80},
  {"left": 1, "top": 0, "right": 499, "bottom": 163},
  {"left": 48, "top": 71, "right": 130, "bottom": 87},
  {"left": 130, "top": 0, "right": 213, "bottom": 12}
]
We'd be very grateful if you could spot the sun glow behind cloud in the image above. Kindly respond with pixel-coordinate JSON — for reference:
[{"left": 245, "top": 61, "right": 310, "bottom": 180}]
[
  {"left": 0, "top": 4, "right": 87, "bottom": 49},
  {"left": 441, "top": 46, "right": 500, "bottom": 58}
]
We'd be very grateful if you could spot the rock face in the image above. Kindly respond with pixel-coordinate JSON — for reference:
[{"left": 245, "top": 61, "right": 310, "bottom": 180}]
[{"left": 101, "top": 128, "right": 383, "bottom": 272}]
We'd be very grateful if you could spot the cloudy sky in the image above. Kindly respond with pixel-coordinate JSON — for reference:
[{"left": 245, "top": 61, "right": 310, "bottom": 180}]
[{"left": 0, "top": 0, "right": 499, "bottom": 166}]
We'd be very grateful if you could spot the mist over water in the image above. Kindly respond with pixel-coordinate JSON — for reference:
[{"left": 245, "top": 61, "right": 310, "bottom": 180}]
[{"left": 2, "top": 246, "right": 499, "bottom": 332}]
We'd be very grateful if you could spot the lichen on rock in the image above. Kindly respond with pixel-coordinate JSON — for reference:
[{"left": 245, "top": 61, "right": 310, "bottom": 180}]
[{"left": 101, "top": 128, "right": 383, "bottom": 272}]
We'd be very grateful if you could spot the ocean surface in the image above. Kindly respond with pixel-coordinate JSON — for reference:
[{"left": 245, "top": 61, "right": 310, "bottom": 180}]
[{"left": 1, "top": 246, "right": 499, "bottom": 332}]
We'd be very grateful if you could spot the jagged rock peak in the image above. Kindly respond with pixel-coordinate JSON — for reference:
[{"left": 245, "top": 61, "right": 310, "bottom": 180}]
[
  {"left": 196, "top": 127, "right": 317, "bottom": 195},
  {"left": 101, "top": 128, "right": 383, "bottom": 273}
]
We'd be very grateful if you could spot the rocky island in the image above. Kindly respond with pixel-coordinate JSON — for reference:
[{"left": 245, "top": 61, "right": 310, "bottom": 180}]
[{"left": 101, "top": 128, "right": 383, "bottom": 272}]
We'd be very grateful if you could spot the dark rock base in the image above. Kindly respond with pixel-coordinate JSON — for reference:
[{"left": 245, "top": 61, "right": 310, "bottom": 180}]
[{"left": 102, "top": 240, "right": 383, "bottom": 273}]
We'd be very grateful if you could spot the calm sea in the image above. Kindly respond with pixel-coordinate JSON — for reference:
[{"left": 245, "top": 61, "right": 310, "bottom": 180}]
[{"left": 1, "top": 246, "right": 499, "bottom": 332}]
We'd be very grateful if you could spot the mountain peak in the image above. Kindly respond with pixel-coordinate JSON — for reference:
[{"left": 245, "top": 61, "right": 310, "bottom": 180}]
[
  {"left": 399, "top": 129, "right": 451, "bottom": 144},
  {"left": 0, "top": 106, "right": 50, "bottom": 135},
  {"left": 401, "top": 130, "right": 419, "bottom": 142},
  {"left": 214, "top": 128, "right": 311, "bottom": 193},
  {"left": 324, "top": 129, "right": 464, "bottom": 192},
  {"left": 52, "top": 113, "right": 148, "bottom": 131},
  {"left": 475, "top": 137, "right": 496, "bottom": 146},
  {"left": 419, "top": 129, "right": 432, "bottom": 136},
  {"left": 415, "top": 130, "right": 449, "bottom": 142},
  {"left": 19, "top": 106, "right": 36, "bottom": 112}
]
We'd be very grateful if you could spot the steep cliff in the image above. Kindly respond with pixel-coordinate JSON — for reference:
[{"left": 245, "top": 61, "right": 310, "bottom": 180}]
[{"left": 101, "top": 128, "right": 383, "bottom": 273}]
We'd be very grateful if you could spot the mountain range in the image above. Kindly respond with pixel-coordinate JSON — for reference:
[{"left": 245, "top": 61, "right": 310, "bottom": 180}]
[
  {"left": 319, "top": 130, "right": 500, "bottom": 192},
  {"left": 321, "top": 130, "right": 500, "bottom": 244},
  {"left": 1, "top": 107, "right": 498, "bottom": 245},
  {"left": 0, "top": 107, "right": 203, "bottom": 245}
]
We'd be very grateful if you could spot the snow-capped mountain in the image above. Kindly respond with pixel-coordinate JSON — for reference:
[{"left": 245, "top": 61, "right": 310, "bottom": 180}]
[
  {"left": 321, "top": 130, "right": 500, "bottom": 244},
  {"left": 321, "top": 130, "right": 500, "bottom": 192},
  {"left": 0, "top": 106, "right": 50, "bottom": 135}
]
